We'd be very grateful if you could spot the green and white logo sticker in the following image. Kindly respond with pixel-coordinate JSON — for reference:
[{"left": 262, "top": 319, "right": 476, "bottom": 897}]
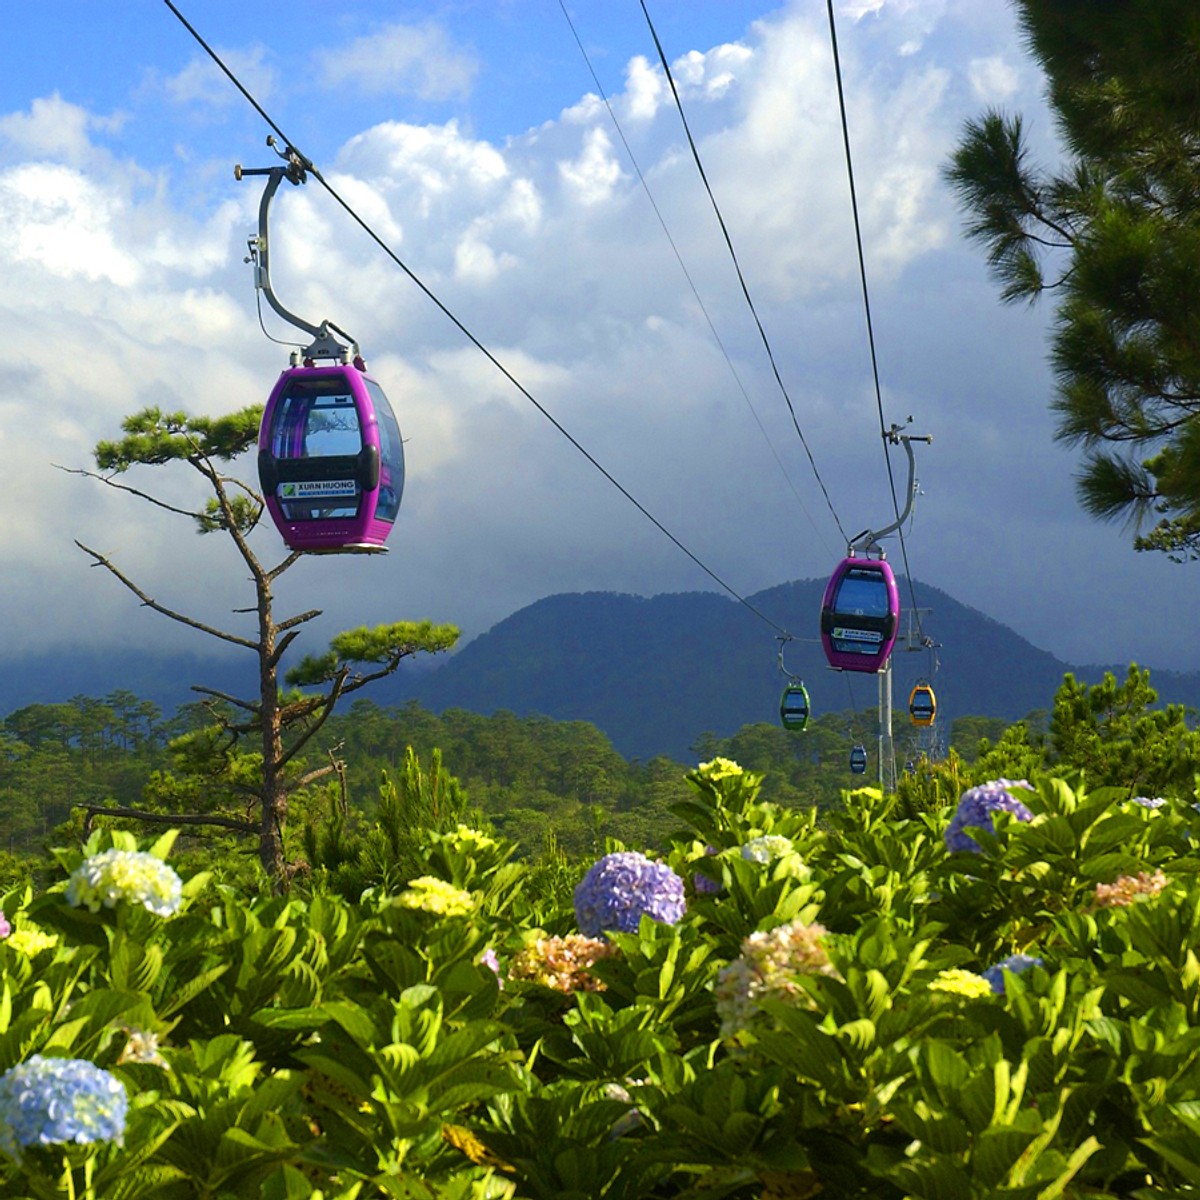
[{"left": 279, "top": 480, "right": 357, "bottom": 499}]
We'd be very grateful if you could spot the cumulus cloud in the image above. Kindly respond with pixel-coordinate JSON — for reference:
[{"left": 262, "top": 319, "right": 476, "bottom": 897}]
[
  {"left": 0, "top": 1, "right": 1192, "bottom": 676},
  {"left": 968, "top": 55, "right": 1021, "bottom": 101},
  {"left": 557, "top": 128, "right": 624, "bottom": 207},
  {"left": 0, "top": 164, "right": 142, "bottom": 286},
  {"left": 314, "top": 21, "right": 478, "bottom": 101},
  {"left": 0, "top": 94, "right": 125, "bottom": 165}
]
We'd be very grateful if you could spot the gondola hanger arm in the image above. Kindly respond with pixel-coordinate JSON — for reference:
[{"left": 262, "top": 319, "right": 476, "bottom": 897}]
[
  {"left": 849, "top": 420, "right": 931, "bottom": 555},
  {"left": 235, "top": 137, "right": 359, "bottom": 365}
]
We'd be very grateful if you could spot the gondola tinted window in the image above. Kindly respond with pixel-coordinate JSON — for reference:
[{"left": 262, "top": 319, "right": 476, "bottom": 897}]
[
  {"left": 835, "top": 571, "right": 891, "bottom": 617},
  {"left": 368, "top": 379, "right": 404, "bottom": 524},
  {"left": 269, "top": 378, "right": 363, "bottom": 522}
]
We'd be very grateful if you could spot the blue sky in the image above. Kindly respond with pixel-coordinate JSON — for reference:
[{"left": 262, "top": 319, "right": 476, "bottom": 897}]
[{"left": 2, "top": 0, "right": 1197, "bottom": 684}]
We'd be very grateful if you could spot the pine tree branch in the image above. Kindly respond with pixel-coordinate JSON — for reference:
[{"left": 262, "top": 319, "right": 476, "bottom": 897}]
[
  {"left": 278, "top": 669, "right": 349, "bottom": 771},
  {"left": 190, "top": 685, "right": 259, "bottom": 714},
  {"left": 76, "top": 803, "right": 256, "bottom": 835},
  {"left": 75, "top": 542, "right": 259, "bottom": 651},
  {"left": 56, "top": 465, "right": 207, "bottom": 521},
  {"left": 276, "top": 609, "right": 323, "bottom": 634}
]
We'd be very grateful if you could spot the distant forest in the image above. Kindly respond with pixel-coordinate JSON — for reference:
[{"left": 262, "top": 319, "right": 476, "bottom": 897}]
[{"left": 0, "top": 691, "right": 1010, "bottom": 867}]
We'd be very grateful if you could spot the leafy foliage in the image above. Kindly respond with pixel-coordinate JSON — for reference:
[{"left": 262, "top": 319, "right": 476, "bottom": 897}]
[{"left": 8, "top": 734, "right": 1200, "bottom": 1195}]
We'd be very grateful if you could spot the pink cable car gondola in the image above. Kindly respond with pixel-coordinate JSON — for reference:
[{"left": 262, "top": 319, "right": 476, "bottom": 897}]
[
  {"left": 819, "top": 556, "right": 899, "bottom": 673},
  {"left": 238, "top": 140, "right": 404, "bottom": 553},
  {"left": 258, "top": 363, "right": 404, "bottom": 553}
]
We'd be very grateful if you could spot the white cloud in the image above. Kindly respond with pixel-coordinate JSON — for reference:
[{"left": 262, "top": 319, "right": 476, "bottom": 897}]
[
  {"left": 0, "top": 94, "right": 125, "bottom": 165},
  {"left": 557, "top": 128, "right": 623, "bottom": 207},
  {"left": 315, "top": 22, "right": 478, "bottom": 101},
  {"left": 623, "top": 56, "right": 664, "bottom": 121},
  {"left": 0, "top": 164, "right": 141, "bottom": 286},
  {"left": 968, "top": 55, "right": 1021, "bottom": 102},
  {"left": 338, "top": 120, "right": 509, "bottom": 217},
  {"left": 163, "top": 46, "right": 277, "bottom": 110}
]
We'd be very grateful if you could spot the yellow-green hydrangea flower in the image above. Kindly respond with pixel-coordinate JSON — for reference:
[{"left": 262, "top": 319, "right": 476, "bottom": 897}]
[
  {"left": 929, "top": 968, "right": 992, "bottom": 998},
  {"left": 6, "top": 926, "right": 58, "bottom": 956},
  {"left": 396, "top": 876, "right": 473, "bottom": 916},
  {"left": 452, "top": 825, "right": 497, "bottom": 849},
  {"left": 697, "top": 757, "right": 744, "bottom": 781}
]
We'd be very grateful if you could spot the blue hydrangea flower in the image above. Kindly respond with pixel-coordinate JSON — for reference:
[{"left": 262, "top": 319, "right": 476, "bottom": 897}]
[
  {"left": 66, "top": 849, "right": 183, "bottom": 917},
  {"left": 0, "top": 1056, "right": 127, "bottom": 1158},
  {"left": 982, "top": 953, "right": 1044, "bottom": 995},
  {"left": 1130, "top": 796, "right": 1166, "bottom": 809},
  {"left": 945, "top": 780, "right": 1034, "bottom": 853},
  {"left": 575, "top": 851, "right": 686, "bottom": 937}
]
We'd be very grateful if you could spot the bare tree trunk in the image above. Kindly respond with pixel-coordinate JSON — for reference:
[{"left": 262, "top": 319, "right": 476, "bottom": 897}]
[{"left": 256, "top": 572, "right": 287, "bottom": 882}]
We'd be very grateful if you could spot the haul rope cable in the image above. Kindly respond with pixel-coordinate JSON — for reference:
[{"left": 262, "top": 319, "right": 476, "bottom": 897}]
[
  {"left": 639, "top": 0, "right": 849, "bottom": 548},
  {"left": 642, "top": 0, "right": 935, "bottom": 648},
  {"left": 824, "top": 0, "right": 930, "bottom": 642},
  {"left": 558, "top": 0, "right": 833, "bottom": 558},
  {"left": 161, "top": 0, "right": 805, "bottom": 641}
]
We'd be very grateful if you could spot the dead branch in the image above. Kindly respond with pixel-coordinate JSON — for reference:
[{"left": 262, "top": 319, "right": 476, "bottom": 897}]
[
  {"left": 75, "top": 541, "right": 258, "bottom": 651},
  {"left": 278, "top": 668, "right": 349, "bottom": 770},
  {"left": 55, "top": 465, "right": 206, "bottom": 521},
  {"left": 191, "top": 685, "right": 259, "bottom": 714}
]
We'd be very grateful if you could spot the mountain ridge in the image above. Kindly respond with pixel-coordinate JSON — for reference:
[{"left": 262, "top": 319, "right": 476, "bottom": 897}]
[{"left": 3, "top": 580, "right": 1195, "bottom": 761}]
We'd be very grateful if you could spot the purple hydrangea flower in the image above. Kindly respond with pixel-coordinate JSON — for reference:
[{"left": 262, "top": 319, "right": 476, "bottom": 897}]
[
  {"left": 693, "top": 845, "right": 721, "bottom": 895},
  {"left": 478, "top": 947, "right": 503, "bottom": 987},
  {"left": 982, "top": 953, "right": 1043, "bottom": 995},
  {"left": 574, "top": 851, "right": 686, "bottom": 937},
  {"left": 945, "top": 780, "right": 1034, "bottom": 853},
  {"left": 0, "top": 912, "right": 9, "bottom": 939},
  {"left": 1130, "top": 796, "right": 1166, "bottom": 809}
]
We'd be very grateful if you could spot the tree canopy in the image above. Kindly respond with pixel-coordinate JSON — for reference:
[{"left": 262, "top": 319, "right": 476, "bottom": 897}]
[{"left": 946, "top": 0, "right": 1200, "bottom": 558}]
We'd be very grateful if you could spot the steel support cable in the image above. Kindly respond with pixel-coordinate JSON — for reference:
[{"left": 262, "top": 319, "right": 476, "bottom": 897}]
[
  {"left": 558, "top": 1, "right": 831, "bottom": 557},
  {"left": 161, "top": 0, "right": 796, "bottom": 639},
  {"left": 638, "top": 0, "right": 849, "bottom": 548},
  {"left": 825, "top": 0, "right": 927, "bottom": 639}
]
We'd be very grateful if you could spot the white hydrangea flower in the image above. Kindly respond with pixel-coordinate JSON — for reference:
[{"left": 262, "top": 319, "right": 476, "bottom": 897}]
[{"left": 66, "top": 850, "right": 182, "bottom": 917}]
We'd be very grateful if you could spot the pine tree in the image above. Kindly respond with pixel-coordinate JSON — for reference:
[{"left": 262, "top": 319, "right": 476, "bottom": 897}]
[
  {"left": 946, "top": 0, "right": 1200, "bottom": 557},
  {"left": 71, "top": 407, "right": 457, "bottom": 884}
]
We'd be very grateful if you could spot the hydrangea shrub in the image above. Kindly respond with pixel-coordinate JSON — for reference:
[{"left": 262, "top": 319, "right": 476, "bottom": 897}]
[
  {"left": 944, "top": 779, "right": 1035, "bottom": 853},
  {"left": 66, "top": 849, "right": 182, "bottom": 917}
]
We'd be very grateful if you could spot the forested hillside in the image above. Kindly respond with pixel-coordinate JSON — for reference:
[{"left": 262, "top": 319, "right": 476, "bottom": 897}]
[
  {"left": 6, "top": 660, "right": 1195, "bottom": 880},
  {"left": 405, "top": 580, "right": 1200, "bottom": 759},
  {"left": 0, "top": 688, "right": 985, "bottom": 869}
]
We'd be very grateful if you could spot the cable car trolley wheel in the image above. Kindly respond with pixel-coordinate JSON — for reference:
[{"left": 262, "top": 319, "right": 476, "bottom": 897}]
[{"left": 820, "top": 556, "right": 900, "bottom": 673}]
